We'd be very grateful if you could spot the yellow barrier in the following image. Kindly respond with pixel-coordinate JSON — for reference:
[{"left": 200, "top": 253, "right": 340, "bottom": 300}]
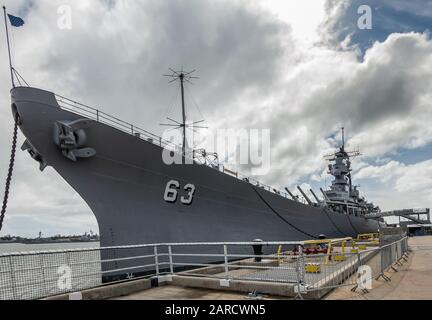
[
  {"left": 333, "top": 255, "right": 346, "bottom": 261},
  {"left": 355, "top": 233, "right": 380, "bottom": 251},
  {"left": 305, "top": 263, "right": 321, "bottom": 273},
  {"left": 275, "top": 234, "right": 379, "bottom": 265},
  {"left": 351, "top": 240, "right": 358, "bottom": 253},
  {"left": 277, "top": 245, "right": 283, "bottom": 264},
  {"left": 304, "top": 237, "right": 352, "bottom": 265},
  {"left": 357, "top": 233, "right": 379, "bottom": 241}
]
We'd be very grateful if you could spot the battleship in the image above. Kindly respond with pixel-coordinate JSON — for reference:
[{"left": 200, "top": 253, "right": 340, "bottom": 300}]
[
  {"left": 7, "top": 70, "right": 384, "bottom": 273},
  {"left": 1, "top": 10, "right": 384, "bottom": 278},
  {"left": 6, "top": 77, "right": 388, "bottom": 279}
]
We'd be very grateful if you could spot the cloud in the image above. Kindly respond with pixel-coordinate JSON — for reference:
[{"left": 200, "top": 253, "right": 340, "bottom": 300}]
[
  {"left": 320, "top": 0, "right": 432, "bottom": 55},
  {"left": 354, "top": 160, "right": 432, "bottom": 214},
  {"left": 220, "top": 32, "right": 432, "bottom": 191},
  {"left": 0, "top": 0, "right": 293, "bottom": 237},
  {"left": 0, "top": 0, "right": 431, "bottom": 237}
]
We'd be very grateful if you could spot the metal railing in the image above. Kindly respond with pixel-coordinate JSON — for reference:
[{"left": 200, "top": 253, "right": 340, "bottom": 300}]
[
  {"left": 0, "top": 237, "right": 409, "bottom": 300},
  {"left": 55, "top": 94, "right": 175, "bottom": 150},
  {"left": 54, "top": 93, "right": 293, "bottom": 199}
]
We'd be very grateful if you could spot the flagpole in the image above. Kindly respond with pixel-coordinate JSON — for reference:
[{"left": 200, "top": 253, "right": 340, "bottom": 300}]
[{"left": 2, "top": 6, "right": 14, "bottom": 88}]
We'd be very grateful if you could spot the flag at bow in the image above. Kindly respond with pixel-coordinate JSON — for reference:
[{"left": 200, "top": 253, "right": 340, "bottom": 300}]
[{"left": 7, "top": 14, "right": 24, "bottom": 27}]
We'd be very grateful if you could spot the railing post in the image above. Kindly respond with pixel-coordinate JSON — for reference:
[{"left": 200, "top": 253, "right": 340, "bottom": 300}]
[
  {"left": 131, "top": 125, "right": 134, "bottom": 135},
  {"left": 223, "top": 244, "right": 229, "bottom": 277},
  {"left": 154, "top": 246, "right": 159, "bottom": 276},
  {"left": 9, "top": 256, "right": 17, "bottom": 300},
  {"left": 168, "top": 245, "right": 174, "bottom": 274},
  {"left": 380, "top": 246, "right": 384, "bottom": 275},
  {"left": 357, "top": 252, "right": 362, "bottom": 270},
  {"left": 396, "top": 241, "right": 400, "bottom": 261},
  {"left": 295, "top": 245, "right": 306, "bottom": 300},
  {"left": 65, "top": 250, "right": 72, "bottom": 294},
  {"left": 377, "top": 246, "right": 390, "bottom": 281},
  {"left": 298, "top": 246, "right": 306, "bottom": 284},
  {"left": 40, "top": 254, "right": 48, "bottom": 298},
  {"left": 96, "top": 110, "right": 99, "bottom": 122}
]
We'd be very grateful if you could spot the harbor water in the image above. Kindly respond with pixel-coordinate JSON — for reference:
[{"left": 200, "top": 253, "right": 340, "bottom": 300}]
[{"left": 0, "top": 242, "right": 101, "bottom": 300}]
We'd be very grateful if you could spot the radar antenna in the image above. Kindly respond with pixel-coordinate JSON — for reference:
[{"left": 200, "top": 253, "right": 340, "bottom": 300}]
[
  {"left": 161, "top": 68, "right": 207, "bottom": 157},
  {"left": 323, "top": 128, "right": 361, "bottom": 160}
]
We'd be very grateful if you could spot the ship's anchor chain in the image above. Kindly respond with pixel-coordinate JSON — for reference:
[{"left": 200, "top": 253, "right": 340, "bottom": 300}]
[{"left": 0, "top": 121, "right": 19, "bottom": 232}]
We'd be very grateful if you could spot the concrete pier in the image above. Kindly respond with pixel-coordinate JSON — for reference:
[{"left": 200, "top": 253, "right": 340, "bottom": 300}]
[
  {"left": 326, "top": 236, "right": 432, "bottom": 300},
  {"left": 112, "top": 236, "right": 432, "bottom": 300},
  {"left": 44, "top": 236, "right": 431, "bottom": 300}
]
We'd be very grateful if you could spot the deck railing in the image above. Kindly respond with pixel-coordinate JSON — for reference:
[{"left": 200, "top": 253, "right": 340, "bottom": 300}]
[
  {"left": 55, "top": 94, "right": 175, "bottom": 150},
  {"left": 54, "top": 93, "right": 292, "bottom": 199},
  {"left": 0, "top": 237, "right": 409, "bottom": 300}
]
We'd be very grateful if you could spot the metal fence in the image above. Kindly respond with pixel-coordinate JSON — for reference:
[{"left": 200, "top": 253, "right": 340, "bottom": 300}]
[
  {"left": 0, "top": 237, "right": 409, "bottom": 300},
  {"left": 294, "top": 237, "right": 409, "bottom": 296}
]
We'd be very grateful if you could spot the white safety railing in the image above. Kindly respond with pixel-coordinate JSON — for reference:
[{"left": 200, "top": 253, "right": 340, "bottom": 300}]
[{"left": 0, "top": 237, "right": 409, "bottom": 300}]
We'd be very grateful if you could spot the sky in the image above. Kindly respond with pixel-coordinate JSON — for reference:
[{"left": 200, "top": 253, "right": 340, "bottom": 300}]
[{"left": 0, "top": 0, "right": 431, "bottom": 237}]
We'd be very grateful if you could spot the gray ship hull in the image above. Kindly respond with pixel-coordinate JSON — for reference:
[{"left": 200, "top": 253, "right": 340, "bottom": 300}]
[{"left": 10, "top": 87, "right": 381, "bottom": 277}]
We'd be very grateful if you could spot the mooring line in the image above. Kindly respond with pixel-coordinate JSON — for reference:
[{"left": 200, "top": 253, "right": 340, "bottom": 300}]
[
  {"left": 322, "top": 207, "right": 349, "bottom": 237},
  {"left": 250, "top": 185, "right": 318, "bottom": 239},
  {"left": 346, "top": 213, "right": 360, "bottom": 235}
]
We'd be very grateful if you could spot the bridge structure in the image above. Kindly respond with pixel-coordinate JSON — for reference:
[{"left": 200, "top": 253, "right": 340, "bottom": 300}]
[{"left": 365, "top": 208, "right": 431, "bottom": 225}]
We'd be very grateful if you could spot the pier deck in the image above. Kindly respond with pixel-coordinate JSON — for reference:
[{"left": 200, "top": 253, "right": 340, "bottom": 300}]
[
  {"left": 110, "top": 236, "right": 432, "bottom": 300},
  {"left": 326, "top": 235, "right": 432, "bottom": 300}
]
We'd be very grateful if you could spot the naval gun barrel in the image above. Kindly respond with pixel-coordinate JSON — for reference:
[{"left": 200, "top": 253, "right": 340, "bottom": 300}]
[
  {"left": 284, "top": 188, "right": 299, "bottom": 202},
  {"left": 309, "top": 189, "right": 321, "bottom": 204},
  {"left": 297, "top": 186, "right": 313, "bottom": 206},
  {"left": 320, "top": 188, "right": 330, "bottom": 202}
]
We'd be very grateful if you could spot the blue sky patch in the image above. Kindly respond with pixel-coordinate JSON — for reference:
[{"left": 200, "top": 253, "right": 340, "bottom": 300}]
[{"left": 330, "top": 0, "right": 432, "bottom": 57}]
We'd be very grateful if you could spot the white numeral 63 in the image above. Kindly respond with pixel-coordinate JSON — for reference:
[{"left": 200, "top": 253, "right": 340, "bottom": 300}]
[{"left": 164, "top": 180, "right": 196, "bottom": 205}]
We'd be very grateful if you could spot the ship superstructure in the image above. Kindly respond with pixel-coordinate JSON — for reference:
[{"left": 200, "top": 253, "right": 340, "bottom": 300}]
[{"left": 323, "top": 128, "right": 381, "bottom": 217}]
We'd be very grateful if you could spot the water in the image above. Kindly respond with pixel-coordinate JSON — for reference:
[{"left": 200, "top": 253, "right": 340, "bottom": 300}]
[
  {"left": 0, "top": 242, "right": 100, "bottom": 254},
  {"left": 0, "top": 242, "right": 102, "bottom": 300}
]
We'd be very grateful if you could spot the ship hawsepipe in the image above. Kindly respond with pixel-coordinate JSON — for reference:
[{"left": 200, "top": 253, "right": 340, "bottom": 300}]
[{"left": 10, "top": 86, "right": 382, "bottom": 279}]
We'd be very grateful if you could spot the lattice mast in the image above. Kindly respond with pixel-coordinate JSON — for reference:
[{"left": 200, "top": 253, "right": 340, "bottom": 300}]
[{"left": 162, "top": 68, "right": 205, "bottom": 157}]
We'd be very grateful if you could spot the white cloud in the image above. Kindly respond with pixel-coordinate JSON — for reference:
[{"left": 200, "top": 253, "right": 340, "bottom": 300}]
[
  {"left": 354, "top": 159, "right": 432, "bottom": 212},
  {"left": 0, "top": 0, "right": 431, "bottom": 237},
  {"left": 262, "top": 0, "right": 327, "bottom": 43}
]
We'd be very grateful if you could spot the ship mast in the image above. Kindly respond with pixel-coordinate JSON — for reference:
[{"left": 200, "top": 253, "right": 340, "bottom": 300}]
[
  {"left": 179, "top": 73, "right": 187, "bottom": 157},
  {"left": 341, "top": 127, "right": 345, "bottom": 151},
  {"left": 162, "top": 68, "right": 205, "bottom": 157}
]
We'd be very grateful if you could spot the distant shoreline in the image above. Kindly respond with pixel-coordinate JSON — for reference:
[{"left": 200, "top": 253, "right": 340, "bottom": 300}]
[{"left": 0, "top": 239, "right": 99, "bottom": 245}]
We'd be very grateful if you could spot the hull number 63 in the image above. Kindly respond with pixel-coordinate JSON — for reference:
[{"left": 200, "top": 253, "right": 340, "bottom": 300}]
[{"left": 164, "top": 180, "right": 196, "bottom": 205}]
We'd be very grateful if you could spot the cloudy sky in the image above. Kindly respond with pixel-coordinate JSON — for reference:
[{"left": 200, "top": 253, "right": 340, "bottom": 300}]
[{"left": 0, "top": 0, "right": 431, "bottom": 237}]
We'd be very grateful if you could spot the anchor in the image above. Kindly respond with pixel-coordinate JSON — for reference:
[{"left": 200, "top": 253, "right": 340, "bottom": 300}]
[
  {"left": 21, "top": 139, "right": 48, "bottom": 171},
  {"left": 53, "top": 119, "right": 96, "bottom": 162}
]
